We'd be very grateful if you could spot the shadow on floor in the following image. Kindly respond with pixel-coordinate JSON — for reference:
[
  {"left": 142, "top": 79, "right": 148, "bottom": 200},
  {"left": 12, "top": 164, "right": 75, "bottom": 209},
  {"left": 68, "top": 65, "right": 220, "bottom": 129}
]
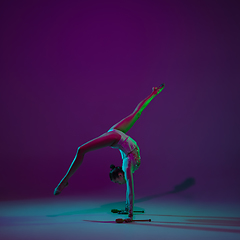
[
  {"left": 47, "top": 177, "right": 195, "bottom": 217},
  {"left": 84, "top": 219, "right": 240, "bottom": 234}
]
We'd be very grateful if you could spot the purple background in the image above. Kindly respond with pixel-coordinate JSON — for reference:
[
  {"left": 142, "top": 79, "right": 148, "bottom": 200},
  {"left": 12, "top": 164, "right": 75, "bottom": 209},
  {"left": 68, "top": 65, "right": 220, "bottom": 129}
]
[{"left": 0, "top": 0, "right": 239, "bottom": 202}]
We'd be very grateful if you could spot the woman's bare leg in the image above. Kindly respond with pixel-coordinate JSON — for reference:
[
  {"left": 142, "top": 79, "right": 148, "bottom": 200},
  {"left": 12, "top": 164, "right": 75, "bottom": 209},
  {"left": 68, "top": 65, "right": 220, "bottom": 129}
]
[
  {"left": 109, "top": 84, "right": 165, "bottom": 133},
  {"left": 54, "top": 84, "right": 165, "bottom": 195},
  {"left": 54, "top": 131, "right": 120, "bottom": 195}
]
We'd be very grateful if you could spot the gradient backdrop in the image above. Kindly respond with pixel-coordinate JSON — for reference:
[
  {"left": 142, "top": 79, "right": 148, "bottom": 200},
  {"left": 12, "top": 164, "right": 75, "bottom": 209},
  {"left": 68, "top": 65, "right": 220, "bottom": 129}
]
[{"left": 0, "top": 0, "right": 239, "bottom": 204}]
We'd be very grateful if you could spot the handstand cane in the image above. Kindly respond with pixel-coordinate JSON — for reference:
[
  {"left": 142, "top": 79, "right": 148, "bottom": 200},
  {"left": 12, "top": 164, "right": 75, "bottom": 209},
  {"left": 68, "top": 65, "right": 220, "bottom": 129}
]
[
  {"left": 116, "top": 218, "right": 151, "bottom": 223},
  {"left": 111, "top": 209, "right": 144, "bottom": 213}
]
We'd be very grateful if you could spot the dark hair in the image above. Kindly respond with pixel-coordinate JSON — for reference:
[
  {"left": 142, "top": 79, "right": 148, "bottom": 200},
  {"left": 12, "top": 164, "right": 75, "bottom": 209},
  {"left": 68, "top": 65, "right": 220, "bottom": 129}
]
[{"left": 109, "top": 164, "right": 124, "bottom": 181}]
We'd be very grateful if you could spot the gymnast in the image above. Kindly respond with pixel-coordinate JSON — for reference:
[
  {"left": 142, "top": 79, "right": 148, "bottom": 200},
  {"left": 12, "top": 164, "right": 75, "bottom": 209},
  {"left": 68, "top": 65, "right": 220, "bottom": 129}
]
[{"left": 54, "top": 84, "right": 165, "bottom": 222}]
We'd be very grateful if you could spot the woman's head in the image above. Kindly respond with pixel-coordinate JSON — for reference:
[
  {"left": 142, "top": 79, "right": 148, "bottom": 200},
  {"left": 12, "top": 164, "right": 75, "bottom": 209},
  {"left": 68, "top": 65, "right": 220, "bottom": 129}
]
[{"left": 109, "top": 164, "right": 126, "bottom": 185}]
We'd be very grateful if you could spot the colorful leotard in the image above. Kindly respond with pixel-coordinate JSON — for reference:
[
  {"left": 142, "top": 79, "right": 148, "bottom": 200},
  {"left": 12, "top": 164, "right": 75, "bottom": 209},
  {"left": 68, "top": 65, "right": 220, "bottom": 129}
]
[{"left": 108, "top": 129, "right": 141, "bottom": 172}]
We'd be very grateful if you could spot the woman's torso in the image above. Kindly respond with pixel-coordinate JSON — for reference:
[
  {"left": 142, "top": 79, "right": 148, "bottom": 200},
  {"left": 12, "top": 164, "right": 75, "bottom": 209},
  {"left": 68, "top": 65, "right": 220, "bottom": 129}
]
[{"left": 108, "top": 129, "right": 141, "bottom": 172}]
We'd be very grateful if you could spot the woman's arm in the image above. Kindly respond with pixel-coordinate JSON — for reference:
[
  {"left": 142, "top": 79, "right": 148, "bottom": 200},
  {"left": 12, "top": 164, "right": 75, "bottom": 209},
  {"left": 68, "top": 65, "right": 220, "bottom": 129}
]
[
  {"left": 124, "top": 162, "right": 134, "bottom": 219},
  {"left": 125, "top": 189, "right": 129, "bottom": 211}
]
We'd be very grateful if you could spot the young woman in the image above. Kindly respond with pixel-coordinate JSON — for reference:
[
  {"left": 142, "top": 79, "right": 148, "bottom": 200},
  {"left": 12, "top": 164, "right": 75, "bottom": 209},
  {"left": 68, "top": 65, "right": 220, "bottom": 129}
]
[{"left": 54, "top": 84, "right": 165, "bottom": 222}]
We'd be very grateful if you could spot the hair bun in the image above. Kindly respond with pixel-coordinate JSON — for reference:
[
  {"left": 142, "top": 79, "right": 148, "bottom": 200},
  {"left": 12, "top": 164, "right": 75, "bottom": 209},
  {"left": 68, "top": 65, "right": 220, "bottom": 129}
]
[{"left": 110, "top": 164, "right": 115, "bottom": 170}]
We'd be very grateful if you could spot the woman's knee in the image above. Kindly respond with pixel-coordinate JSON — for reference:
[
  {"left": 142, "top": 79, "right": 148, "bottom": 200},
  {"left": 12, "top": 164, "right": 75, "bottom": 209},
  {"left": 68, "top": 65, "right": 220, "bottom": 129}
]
[
  {"left": 77, "top": 146, "right": 85, "bottom": 156},
  {"left": 133, "top": 112, "right": 141, "bottom": 121},
  {"left": 136, "top": 112, "right": 141, "bottom": 119}
]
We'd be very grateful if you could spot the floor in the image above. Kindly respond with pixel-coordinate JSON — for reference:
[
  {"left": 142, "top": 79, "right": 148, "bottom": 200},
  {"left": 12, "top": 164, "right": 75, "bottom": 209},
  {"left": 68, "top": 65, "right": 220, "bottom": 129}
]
[{"left": 1, "top": 194, "right": 240, "bottom": 240}]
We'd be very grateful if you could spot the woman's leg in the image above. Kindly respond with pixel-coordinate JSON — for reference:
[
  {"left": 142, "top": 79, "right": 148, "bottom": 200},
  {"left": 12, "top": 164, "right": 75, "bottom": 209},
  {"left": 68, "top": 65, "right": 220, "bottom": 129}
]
[
  {"left": 54, "top": 131, "right": 120, "bottom": 195},
  {"left": 109, "top": 84, "right": 165, "bottom": 133}
]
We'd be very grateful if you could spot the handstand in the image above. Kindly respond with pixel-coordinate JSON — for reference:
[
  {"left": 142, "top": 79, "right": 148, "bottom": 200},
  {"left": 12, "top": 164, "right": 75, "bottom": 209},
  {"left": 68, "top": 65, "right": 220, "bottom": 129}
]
[{"left": 54, "top": 84, "right": 165, "bottom": 221}]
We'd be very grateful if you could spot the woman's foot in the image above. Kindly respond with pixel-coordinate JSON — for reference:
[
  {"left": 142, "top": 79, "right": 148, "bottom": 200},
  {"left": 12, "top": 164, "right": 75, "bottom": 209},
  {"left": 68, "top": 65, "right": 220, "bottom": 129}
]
[
  {"left": 54, "top": 181, "right": 69, "bottom": 195},
  {"left": 152, "top": 84, "right": 165, "bottom": 95}
]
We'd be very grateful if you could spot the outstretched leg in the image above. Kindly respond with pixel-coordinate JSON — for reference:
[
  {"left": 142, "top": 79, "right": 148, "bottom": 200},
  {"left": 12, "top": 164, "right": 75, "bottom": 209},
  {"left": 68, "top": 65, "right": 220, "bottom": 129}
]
[
  {"left": 54, "top": 131, "right": 120, "bottom": 195},
  {"left": 109, "top": 84, "right": 165, "bottom": 133}
]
